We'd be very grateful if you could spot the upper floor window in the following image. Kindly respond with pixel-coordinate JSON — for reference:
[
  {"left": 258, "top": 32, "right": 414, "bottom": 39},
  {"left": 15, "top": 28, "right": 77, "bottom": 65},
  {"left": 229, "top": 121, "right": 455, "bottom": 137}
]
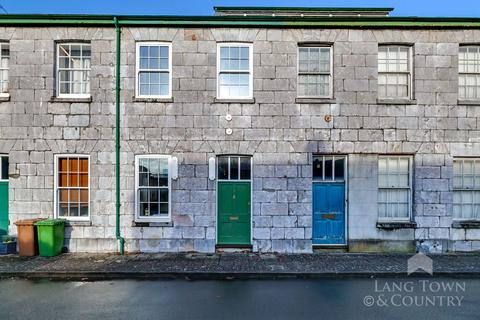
[
  {"left": 298, "top": 46, "right": 332, "bottom": 98},
  {"left": 378, "top": 156, "right": 412, "bottom": 221},
  {"left": 453, "top": 158, "right": 480, "bottom": 220},
  {"left": 217, "top": 43, "right": 253, "bottom": 99},
  {"left": 378, "top": 45, "right": 412, "bottom": 99},
  {"left": 135, "top": 155, "right": 171, "bottom": 222},
  {"left": 56, "top": 43, "right": 91, "bottom": 97},
  {"left": 54, "top": 155, "right": 90, "bottom": 221},
  {"left": 136, "top": 42, "right": 172, "bottom": 98},
  {"left": 0, "top": 43, "right": 9, "bottom": 96},
  {"left": 459, "top": 46, "right": 480, "bottom": 100}
]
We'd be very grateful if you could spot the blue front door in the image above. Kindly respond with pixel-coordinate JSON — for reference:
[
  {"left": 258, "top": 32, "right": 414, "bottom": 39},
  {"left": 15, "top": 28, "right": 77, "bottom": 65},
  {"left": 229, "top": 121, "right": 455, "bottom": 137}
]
[{"left": 313, "top": 183, "right": 345, "bottom": 245}]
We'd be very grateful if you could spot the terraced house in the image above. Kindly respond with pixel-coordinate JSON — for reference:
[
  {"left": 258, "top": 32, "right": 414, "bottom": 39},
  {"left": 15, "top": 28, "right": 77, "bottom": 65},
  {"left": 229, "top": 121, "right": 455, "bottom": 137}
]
[{"left": 1, "top": 6, "right": 480, "bottom": 253}]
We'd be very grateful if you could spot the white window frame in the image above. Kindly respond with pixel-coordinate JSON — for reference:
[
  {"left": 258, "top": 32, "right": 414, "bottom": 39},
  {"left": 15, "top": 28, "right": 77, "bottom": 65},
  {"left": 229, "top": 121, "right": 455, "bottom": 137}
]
[
  {"left": 53, "top": 154, "right": 90, "bottom": 221},
  {"left": 458, "top": 45, "right": 480, "bottom": 101},
  {"left": 0, "top": 155, "right": 8, "bottom": 182},
  {"left": 297, "top": 45, "right": 333, "bottom": 99},
  {"left": 0, "top": 42, "right": 9, "bottom": 97},
  {"left": 377, "top": 155, "right": 413, "bottom": 222},
  {"left": 453, "top": 158, "right": 480, "bottom": 221},
  {"left": 56, "top": 42, "right": 91, "bottom": 99},
  {"left": 378, "top": 45, "right": 413, "bottom": 100},
  {"left": 216, "top": 42, "right": 253, "bottom": 100},
  {"left": 134, "top": 154, "right": 172, "bottom": 223},
  {"left": 135, "top": 42, "right": 172, "bottom": 99}
]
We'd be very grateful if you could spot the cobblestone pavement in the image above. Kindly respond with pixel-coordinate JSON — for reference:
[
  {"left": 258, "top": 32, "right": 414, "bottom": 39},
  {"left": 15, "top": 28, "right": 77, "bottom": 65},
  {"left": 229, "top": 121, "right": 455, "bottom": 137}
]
[{"left": 1, "top": 253, "right": 479, "bottom": 279}]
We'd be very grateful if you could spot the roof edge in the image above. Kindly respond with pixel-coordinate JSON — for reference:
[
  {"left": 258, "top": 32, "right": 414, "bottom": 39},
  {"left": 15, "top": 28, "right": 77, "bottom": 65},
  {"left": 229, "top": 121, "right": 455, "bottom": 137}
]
[{"left": 213, "top": 7, "right": 395, "bottom": 12}]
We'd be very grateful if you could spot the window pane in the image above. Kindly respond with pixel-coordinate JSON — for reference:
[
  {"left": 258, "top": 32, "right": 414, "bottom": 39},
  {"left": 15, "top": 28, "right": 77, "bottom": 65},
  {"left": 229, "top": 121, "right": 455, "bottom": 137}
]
[
  {"left": 219, "top": 72, "right": 250, "bottom": 98},
  {"left": 324, "top": 157, "right": 333, "bottom": 180},
  {"left": 378, "top": 157, "right": 411, "bottom": 220},
  {"left": 158, "top": 158, "right": 169, "bottom": 186},
  {"left": 160, "top": 203, "right": 169, "bottom": 215},
  {"left": 240, "top": 157, "right": 251, "bottom": 180},
  {"left": 313, "top": 156, "right": 323, "bottom": 180},
  {"left": 160, "top": 188, "right": 169, "bottom": 202},
  {"left": 334, "top": 157, "right": 344, "bottom": 180},
  {"left": 230, "top": 157, "right": 239, "bottom": 180},
  {"left": 218, "top": 157, "right": 228, "bottom": 179},
  {"left": 1, "top": 157, "right": 7, "bottom": 180},
  {"left": 57, "top": 44, "right": 91, "bottom": 95}
]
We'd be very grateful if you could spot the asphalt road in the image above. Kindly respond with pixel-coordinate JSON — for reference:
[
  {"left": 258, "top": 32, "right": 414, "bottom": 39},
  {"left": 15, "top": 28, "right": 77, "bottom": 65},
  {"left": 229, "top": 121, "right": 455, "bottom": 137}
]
[{"left": 0, "top": 278, "right": 478, "bottom": 320}]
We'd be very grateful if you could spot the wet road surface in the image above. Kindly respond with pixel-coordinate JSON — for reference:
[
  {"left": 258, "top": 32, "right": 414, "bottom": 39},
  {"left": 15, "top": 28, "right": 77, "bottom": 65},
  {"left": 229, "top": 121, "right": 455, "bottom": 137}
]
[{"left": 0, "top": 277, "right": 478, "bottom": 319}]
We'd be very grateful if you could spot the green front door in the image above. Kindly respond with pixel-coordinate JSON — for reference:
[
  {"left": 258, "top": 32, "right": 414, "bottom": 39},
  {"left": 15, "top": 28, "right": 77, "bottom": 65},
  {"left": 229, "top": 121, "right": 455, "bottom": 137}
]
[
  {"left": 0, "top": 156, "right": 9, "bottom": 236},
  {"left": 217, "top": 182, "right": 251, "bottom": 245},
  {"left": 216, "top": 156, "right": 252, "bottom": 246}
]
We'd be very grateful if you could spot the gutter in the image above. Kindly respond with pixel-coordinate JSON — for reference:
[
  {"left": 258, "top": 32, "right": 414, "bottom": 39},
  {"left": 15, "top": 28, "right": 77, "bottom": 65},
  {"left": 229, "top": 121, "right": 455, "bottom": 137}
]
[
  {"left": 113, "top": 16, "right": 125, "bottom": 255},
  {"left": 0, "top": 14, "right": 480, "bottom": 28}
]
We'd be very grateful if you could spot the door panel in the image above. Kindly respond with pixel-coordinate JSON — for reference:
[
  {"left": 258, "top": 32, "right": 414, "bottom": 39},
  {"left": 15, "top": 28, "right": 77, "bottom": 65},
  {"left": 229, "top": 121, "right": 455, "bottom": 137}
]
[
  {"left": 313, "top": 183, "right": 345, "bottom": 245},
  {"left": 217, "top": 181, "right": 251, "bottom": 245},
  {"left": 0, "top": 181, "right": 8, "bottom": 236}
]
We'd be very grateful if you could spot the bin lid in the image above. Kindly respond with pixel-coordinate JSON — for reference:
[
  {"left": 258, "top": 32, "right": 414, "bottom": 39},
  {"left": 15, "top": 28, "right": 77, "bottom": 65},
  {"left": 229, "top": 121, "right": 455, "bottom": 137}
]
[
  {"left": 15, "top": 218, "right": 46, "bottom": 226},
  {"left": 34, "top": 219, "right": 66, "bottom": 226}
]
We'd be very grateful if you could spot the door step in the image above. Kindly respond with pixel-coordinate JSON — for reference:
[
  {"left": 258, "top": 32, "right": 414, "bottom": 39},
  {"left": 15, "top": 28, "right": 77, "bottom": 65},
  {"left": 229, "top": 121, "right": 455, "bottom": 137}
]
[
  {"left": 216, "top": 245, "right": 252, "bottom": 253},
  {"left": 313, "top": 246, "right": 348, "bottom": 253}
]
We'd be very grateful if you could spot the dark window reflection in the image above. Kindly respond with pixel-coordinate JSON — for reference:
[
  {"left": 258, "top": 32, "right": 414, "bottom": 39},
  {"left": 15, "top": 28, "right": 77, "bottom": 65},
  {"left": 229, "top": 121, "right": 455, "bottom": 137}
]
[
  {"left": 218, "top": 157, "right": 228, "bottom": 179},
  {"left": 240, "top": 157, "right": 251, "bottom": 180},
  {"left": 335, "top": 158, "right": 345, "bottom": 180},
  {"left": 324, "top": 157, "right": 333, "bottom": 180},
  {"left": 230, "top": 157, "right": 239, "bottom": 180},
  {"left": 313, "top": 157, "right": 323, "bottom": 180},
  {"left": 1, "top": 157, "right": 8, "bottom": 180}
]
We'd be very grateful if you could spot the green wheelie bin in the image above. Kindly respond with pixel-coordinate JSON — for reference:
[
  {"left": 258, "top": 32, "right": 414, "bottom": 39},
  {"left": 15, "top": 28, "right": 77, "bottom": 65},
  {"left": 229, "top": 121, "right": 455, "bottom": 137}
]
[{"left": 35, "top": 219, "right": 66, "bottom": 257}]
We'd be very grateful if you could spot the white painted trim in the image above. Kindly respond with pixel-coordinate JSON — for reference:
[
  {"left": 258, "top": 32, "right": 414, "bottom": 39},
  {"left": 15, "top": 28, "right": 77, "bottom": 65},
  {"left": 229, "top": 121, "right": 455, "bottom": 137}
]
[
  {"left": 377, "top": 45, "right": 413, "bottom": 100},
  {"left": 377, "top": 155, "right": 414, "bottom": 222},
  {"left": 452, "top": 157, "right": 480, "bottom": 221},
  {"left": 312, "top": 154, "right": 348, "bottom": 246},
  {"left": 55, "top": 42, "right": 91, "bottom": 98},
  {"left": 216, "top": 42, "right": 254, "bottom": 100},
  {"left": 135, "top": 42, "right": 173, "bottom": 99},
  {"left": 296, "top": 45, "right": 334, "bottom": 99},
  {"left": 134, "top": 154, "right": 172, "bottom": 223},
  {"left": 53, "top": 154, "right": 91, "bottom": 221},
  {"left": 215, "top": 155, "right": 253, "bottom": 246}
]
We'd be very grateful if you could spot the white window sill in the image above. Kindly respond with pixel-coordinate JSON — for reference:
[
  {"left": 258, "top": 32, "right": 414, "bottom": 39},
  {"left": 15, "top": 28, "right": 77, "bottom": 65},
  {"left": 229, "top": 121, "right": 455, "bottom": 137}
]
[
  {"left": 50, "top": 96, "right": 92, "bottom": 103},
  {"left": 296, "top": 97, "right": 336, "bottom": 104},
  {"left": 458, "top": 99, "right": 480, "bottom": 106},
  {"left": 214, "top": 97, "right": 255, "bottom": 104},
  {"left": 376, "top": 221, "right": 416, "bottom": 229},
  {"left": 0, "top": 94, "right": 10, "bottom": 102},
  {"left": 451, "top": 220, "right": 480, "bottom": 228},
  {"left": 64, "top": 220, "right": 92, "bottom": 227},
  {"left": 377, "top": 98, "right": 417, "bottom": 105},
  {"left": 133, "top": 96, "right": 174, "bottom": 103},
  {"left": 132, "top": 220, "right": 173, "bottom": 227}
]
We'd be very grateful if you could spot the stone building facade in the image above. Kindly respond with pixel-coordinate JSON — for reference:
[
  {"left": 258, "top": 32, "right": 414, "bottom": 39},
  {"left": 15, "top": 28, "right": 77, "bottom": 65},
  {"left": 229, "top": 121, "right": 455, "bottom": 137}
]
[{"left": 1, "top": 7, "right": 480, "bottom": 253}]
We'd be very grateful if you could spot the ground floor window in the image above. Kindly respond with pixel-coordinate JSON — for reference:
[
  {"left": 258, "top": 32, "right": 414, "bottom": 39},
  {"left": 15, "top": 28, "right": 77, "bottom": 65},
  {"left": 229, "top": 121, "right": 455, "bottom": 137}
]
[
  {"left": 135, "top": 155, "right": 171, "bottom": 222},
  {"left": 378, "top": 156, "right": 412, "bottom": 221},
  {"left": 55, "top": 155, "right": 89, "bottom": 220},
  {"left": 453, "top": 158, "right": 480, "bottom": 220}
]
